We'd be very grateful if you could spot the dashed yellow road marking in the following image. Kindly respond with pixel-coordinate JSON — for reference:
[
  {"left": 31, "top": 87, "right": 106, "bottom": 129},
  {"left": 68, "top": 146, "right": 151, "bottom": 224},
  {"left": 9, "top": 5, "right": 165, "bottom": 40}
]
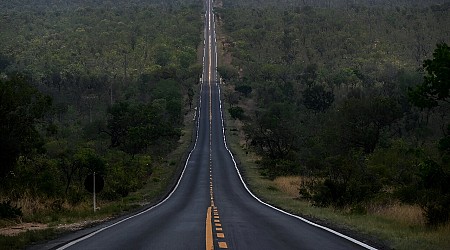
[
  {"left": 217, "top": 233, "right": 225, "bottom": 238},
  {"left": 215, "top": 223, "right": 221, "bottom": 227},
  {"left": 218, "top": 242, "right": 228, "bottom": 248},
  {"left": 216, "top": 227, "right": 222, "bottom": 231},
  {"left": 214, "top": 219, "right": 220, "bottom": 222}
]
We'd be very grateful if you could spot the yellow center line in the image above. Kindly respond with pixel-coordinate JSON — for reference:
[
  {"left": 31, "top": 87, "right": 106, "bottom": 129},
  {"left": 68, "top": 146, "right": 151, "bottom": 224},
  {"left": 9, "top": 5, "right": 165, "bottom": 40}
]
[{"left": 206, "top": 206, "right": 214, "bottom": 250}]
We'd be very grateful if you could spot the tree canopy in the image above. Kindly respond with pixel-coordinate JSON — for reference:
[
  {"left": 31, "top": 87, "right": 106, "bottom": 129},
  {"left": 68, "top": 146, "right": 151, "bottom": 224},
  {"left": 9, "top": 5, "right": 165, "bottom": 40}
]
[
  {"left": 409, "top": 43, "right": 450, "bottom": 109},
  {"left": 0, "top": 75, "right": 51, "bottom": 178}
]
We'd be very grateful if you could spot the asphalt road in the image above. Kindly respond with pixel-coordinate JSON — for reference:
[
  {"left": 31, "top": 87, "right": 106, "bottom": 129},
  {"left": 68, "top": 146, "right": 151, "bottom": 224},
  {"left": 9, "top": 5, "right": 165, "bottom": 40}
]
[{"left": 34, "top": 1, "right": 377, "bottom": 249}]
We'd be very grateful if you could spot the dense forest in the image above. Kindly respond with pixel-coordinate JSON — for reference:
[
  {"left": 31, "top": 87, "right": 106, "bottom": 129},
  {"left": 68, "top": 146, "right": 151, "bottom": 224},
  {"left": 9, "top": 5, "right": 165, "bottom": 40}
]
[
  {"left": 220, "top": 0, "right": 450, "bottom": 8},
  {"left": 0, "top": 0, "right": 202, "bottom": 218},
  {"left": 217, "top": 0, "right": 450, "bottom": 226}
]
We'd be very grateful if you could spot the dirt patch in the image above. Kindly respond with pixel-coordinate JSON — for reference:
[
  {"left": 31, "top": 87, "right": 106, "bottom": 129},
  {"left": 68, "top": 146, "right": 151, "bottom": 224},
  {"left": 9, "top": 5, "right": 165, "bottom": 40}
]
[
  {"left": 0, "top": 217, "right": 112, "bottom": 237},
  {"left": 273, "top": 176, "right": 302, "bottom": 198},
  {"left": 55, "top": 218, "right": 111, "bottom": 232},
  {"left": 0, "top": 223, "right": 48, "bottom": 236}
]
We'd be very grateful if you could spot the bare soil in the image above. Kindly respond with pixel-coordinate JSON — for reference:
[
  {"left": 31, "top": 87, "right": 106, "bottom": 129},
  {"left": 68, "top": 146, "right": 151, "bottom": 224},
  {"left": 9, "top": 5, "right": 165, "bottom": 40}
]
[
  {"left": 0, "top": 217, "right": 111, "bottom": 237},
  {"left": 0, "top": 223, "right": 48, "bottom": 236}
]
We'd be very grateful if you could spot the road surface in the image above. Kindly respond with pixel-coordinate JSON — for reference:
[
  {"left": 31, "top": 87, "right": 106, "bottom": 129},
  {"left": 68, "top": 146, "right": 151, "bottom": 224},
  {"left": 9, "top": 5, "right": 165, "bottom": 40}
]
[{"left": 35, "top": 0, "right": 376, "bottom": 249}]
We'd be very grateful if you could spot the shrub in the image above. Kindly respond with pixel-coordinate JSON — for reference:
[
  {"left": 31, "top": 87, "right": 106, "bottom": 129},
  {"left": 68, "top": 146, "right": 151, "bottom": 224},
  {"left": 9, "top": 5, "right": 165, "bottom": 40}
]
[
  {"left": 260, "top": 158, "right": 301, "bottom": 180},
  {"left": 0, "top": 201, "right": 22, "bottom": 219},
  {"left": 416, "top": 160, "right": 450, "bottom": 226},
  {"left": 229, "top": 106, "right": 244, "bottom": 120},
  {"left": 301, "top": 152, "right": 383, "bottom": 208}
]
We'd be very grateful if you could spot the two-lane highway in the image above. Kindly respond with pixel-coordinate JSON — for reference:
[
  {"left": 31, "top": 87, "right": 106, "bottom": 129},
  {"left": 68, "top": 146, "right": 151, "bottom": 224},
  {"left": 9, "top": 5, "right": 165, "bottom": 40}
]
[{"left": 39, "top": 0, "right": 377, "bottom": 249}]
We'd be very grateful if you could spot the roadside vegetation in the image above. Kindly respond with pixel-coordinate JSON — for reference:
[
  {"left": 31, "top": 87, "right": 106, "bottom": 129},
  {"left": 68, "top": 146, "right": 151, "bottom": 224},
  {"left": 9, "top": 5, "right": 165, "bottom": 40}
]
[
  {"left": 217, "top": 0, "right": 450, "bottom": 249},
  {"left": 0, "top": 0, "right": 201, "bottom": 248}
]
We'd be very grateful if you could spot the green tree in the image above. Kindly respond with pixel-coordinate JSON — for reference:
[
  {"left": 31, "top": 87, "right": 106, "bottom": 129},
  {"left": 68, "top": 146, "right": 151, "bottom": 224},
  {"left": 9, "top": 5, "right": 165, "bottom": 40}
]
[
  {"left": 409, "top": 43, "right": 450, "bottom": 109},
  {"left": 245, "top": 103, "right": 304, "bottom": 178},
  {"left": 218, "top": 65, "right": 239, "bottom": 82},
  {"left": 229, "top": 106, "right": 244, "bottom": 120},
  {"left": 235, "top": 85, "right": 253, "bottom": 97},
  {"left": 105, "top": 102, "right": 132, "bottom": 148},
  {"left": 302, "top": 84, "right": 334, "bottom": 112},
  {"left": 0, "top": 75, "right": 51, "bottom": 178},
  {"left": 302, "top": 151, "right": 383, "bottom": 209},
  {"left": 404, "top": 43, "right": 450, "bottom": 226},
  {"left": 333, "top": 96, "right": 402, "bottom": 154}
]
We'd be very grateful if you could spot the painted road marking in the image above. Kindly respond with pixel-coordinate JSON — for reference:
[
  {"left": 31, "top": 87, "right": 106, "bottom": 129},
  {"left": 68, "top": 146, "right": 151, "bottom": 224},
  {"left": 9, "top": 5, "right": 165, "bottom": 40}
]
[
  {"left": 206, "top": 206, "right": 213, "bottom": 250},
  {"left": 218, "top": 242, "right": 228, "bottom": 249},
  {"left": 217, "top": 233, "right": 225, "bottom": 238}
]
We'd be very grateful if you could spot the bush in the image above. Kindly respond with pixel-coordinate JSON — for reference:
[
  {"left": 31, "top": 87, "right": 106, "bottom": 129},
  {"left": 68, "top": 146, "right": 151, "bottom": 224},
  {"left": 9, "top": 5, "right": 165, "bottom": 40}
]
[
  {"left": 301, "top": 153, "right": 383, "bottom": 208},
  {"left": 421, "top": 195, "right": 450, "bottom": 226},
  {"left": 0, "top": 201, "right": 22, "bottom": 219},
  {"left": 416, "top": 160, "right": 450, "bottom": 226},
  {"left": 229, "top": 106, "right": 244, "bottom": 120},
  {"left": 235, "top": 85, "right": 252, "bottom": 97},
  {"left": 260, "top": 158, "right": 301, "bottom": 180}
]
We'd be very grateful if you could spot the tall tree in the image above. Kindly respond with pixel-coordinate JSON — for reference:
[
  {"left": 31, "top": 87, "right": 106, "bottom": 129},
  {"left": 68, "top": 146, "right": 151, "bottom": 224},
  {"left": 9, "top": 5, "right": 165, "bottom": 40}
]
[
  {"left": 0, "top": 75, "right": 51, "bottom": 178},
  {"left": 409, "top": 43, "right": 450, "bottom": 109}
]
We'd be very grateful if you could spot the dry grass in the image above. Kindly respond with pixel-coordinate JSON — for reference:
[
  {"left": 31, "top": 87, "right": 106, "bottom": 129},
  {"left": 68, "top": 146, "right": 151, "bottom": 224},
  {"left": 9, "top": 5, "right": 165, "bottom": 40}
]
[
  {"left": 0, "top": 193, "right": 94, "bottom": 219},
  {"left": 271, "top": 176, "right": 426, "bottom": 227},
  {"left": 273, "top": 176, "right": 301, "bottom": 198},
  {"left": 10, "top": 196, "right": 59, "bottom": 217},
  {"left": 1, "top": 195, "right": 50, "bottom": 221},
  {"left": 369, "top": 203, "right": 425, "bottom": 226}
]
